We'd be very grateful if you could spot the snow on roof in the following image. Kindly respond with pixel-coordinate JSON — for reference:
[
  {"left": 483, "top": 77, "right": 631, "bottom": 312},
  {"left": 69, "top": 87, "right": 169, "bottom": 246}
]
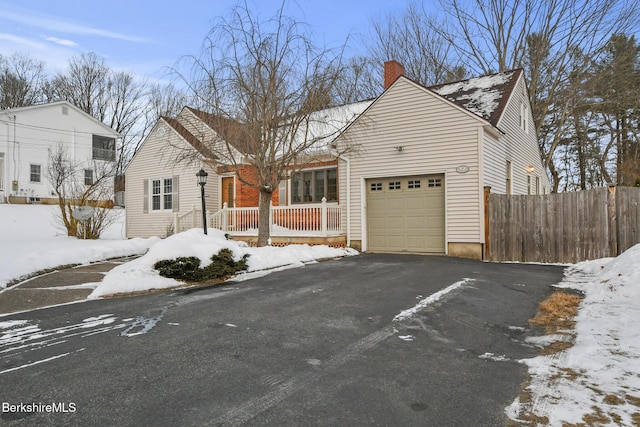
[
  {"left": 295, "top": 99, "right": 373, "bottom": 152},
  {"left": 430, "top": 70, "right": 518, "bottom": 125}
]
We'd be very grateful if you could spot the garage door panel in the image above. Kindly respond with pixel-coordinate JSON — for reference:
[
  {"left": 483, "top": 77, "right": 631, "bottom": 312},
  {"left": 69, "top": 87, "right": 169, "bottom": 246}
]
[{"left": 367, "top": 175, "right": 445, "bottom": 253}]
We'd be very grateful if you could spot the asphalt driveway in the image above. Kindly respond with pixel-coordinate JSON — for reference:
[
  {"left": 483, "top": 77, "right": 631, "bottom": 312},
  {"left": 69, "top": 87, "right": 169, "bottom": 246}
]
[{"left": 0, "top": 254, "right": 565, "bottom": 426}]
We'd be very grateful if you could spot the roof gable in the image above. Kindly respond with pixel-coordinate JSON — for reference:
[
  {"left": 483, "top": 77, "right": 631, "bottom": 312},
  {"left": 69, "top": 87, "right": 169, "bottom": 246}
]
[
  {"left": 1, "top": 100, "right": 120, "bottom": 137},
  {"left": 162, "top": 116, "right": 217, "bottom": 160},
  {"left": 429, "top": 69, "right": 522, "bottom": 128}
]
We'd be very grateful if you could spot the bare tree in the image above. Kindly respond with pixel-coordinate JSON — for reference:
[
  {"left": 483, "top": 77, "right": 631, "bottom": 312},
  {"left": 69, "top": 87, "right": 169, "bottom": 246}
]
[
  {"left": 367, "top": 1, "right": 466, "bottom": 87},
  {"left": 437, "top": 0, "right": 640, "bottom": 191},
  {"left": 103, "top": 71, "right": 149, "bottom": 178},
  {"left": 46, "top": 144, "right": 117, "bottom": 239},
  {"left": 177, "top": 0, "right": 358, "bottom": 246},
  {"left": 45, "top": 52, "right": 110, "bottom": 119},
  {"left": 331, "top": 56, "right": 381, "bottom": 103},
  {"left": 0, "top": 53, "right": 47, "bottom": 108}
]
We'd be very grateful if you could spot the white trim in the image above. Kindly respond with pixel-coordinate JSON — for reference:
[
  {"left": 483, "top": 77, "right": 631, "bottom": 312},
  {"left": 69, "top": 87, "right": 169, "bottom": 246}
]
[
  {"left": 149, "top": 176, "right": 175, "bottom": 212},
  {"left": 477, "top": 127, "right": 485, "bottom": 244}
]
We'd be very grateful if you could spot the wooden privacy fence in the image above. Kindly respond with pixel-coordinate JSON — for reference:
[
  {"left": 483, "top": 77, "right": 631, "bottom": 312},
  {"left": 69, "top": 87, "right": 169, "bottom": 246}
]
[{"left": 487, "top": 186, "right": 640, "bottom": 263}]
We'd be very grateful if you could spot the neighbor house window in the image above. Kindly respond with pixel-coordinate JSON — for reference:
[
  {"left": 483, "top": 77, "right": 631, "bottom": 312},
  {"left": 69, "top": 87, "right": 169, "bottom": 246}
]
[
  {"left": 506, "top": 161, "right": 512, "bottom": 194},
  {"left": 291, "top": 168, "right": 337, "bottom": 203},
  {"left": 30, "top": 164, "right": 41, "bottom": 183},
  {"left": 151, "top": 177, "right": 174, "bottom": 211},
  {"left": 84, "top": 169, "right": 94, "bottom": 185},
  {"left": 92, "top": 135, "right": 116, "bottom": 161}
]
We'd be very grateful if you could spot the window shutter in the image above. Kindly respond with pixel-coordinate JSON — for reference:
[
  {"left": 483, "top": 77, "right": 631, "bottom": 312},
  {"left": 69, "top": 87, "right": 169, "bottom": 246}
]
[
  {"left": 172, "top": 175, "right": 179, "bottom": 212},
  {"left": 143, "top": 179, "right": 149, "bottom": 213}
]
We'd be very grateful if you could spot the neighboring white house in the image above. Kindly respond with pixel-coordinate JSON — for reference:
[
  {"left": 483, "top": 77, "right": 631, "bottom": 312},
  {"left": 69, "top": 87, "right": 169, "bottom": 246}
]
[
  {"left": 126, "top": 61, "right": 549, "bottom": 259},
  {"left": 0, "top": 101, "right": 120, "bottom": 204}
]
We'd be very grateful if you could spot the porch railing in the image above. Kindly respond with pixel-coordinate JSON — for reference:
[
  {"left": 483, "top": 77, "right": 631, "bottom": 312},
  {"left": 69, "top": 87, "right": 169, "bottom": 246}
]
[{"left": 174, "top": 198, "right": 343, "bottom": 237}]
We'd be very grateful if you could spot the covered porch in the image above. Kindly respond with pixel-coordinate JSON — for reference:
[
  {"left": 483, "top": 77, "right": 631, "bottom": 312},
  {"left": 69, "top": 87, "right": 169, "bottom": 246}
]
[{"left": 174, "top": 198, "right": 346, "bottom": 247}]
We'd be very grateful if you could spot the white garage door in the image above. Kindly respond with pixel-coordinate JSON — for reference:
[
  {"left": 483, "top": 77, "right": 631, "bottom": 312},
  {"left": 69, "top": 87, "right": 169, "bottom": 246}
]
[{"left": 367, "top": 175, "right": 445, "bottom": 253}]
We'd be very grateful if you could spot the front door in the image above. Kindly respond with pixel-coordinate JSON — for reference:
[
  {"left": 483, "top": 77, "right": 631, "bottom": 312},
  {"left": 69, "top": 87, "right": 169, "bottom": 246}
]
[{"left": 221, "top": 177, "right": 235, "bottom": 208}]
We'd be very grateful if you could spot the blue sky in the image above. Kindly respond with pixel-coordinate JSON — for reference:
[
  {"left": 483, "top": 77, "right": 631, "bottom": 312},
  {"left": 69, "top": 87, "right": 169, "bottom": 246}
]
[{"left": 0, "top": 1, "right": 409, "bottom": 82}]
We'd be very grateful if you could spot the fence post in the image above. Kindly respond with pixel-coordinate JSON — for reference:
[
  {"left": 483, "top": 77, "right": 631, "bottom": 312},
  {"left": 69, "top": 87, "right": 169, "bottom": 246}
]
[
  {"left": 222, "top": 202, "right": 228, "bottom": 232},
  {"left": 483, "top": 186, "right": 491, "bottom": 260},
  {"left": 608, "top": 185, "right": 618, "bottom": 256},
  {"left": 321, "top": 197, "right": 328, "bottom": 237}
]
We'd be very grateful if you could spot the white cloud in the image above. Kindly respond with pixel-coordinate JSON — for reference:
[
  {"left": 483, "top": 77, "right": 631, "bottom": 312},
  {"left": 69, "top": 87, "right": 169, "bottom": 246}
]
[
  {"left": 0, "top": 8, "right": 150, "bottom": 44},
  {"left": 43, "top": 36, "right": 78, "bottom": 47},
  {"left": 0, "top": 33, "right": 45, "bottom": 50}
]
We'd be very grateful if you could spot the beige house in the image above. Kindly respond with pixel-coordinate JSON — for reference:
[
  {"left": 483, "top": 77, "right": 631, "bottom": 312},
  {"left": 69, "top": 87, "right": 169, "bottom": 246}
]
[
  {"left": 336, "top": 62, "right": 548, "bottom": 258},
  {"left": 126, "top": 61, "right": 548, "bottom": 259}
]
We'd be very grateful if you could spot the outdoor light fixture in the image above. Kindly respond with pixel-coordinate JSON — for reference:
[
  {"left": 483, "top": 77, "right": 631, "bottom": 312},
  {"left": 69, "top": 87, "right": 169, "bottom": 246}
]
[
  {"left": 527, "top": 165, "right": 535, "bottom": 173},
  {"left": 196, "top": 168, "right": 208, "bottom": 235}
]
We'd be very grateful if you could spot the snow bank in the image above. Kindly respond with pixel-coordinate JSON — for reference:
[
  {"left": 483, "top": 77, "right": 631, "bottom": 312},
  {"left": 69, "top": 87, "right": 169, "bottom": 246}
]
[
  {"left": 89, "top": 228, "right": 357, "bottom": 298},
  {"left": 510, "top": 244, "right": 640, "bottom": 426}
]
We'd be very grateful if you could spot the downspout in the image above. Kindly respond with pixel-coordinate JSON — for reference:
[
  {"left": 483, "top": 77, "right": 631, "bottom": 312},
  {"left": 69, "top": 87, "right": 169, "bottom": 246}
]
[
  {"left": 336, "top": 153, "right": 352, "bottom": 247},
  {"left": 345, "top": 155, "right": 351, "bottom": 247}
]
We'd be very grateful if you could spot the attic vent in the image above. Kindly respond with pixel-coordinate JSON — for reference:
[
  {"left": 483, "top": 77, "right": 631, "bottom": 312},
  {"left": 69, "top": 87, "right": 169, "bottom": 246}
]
[{"left": 62, "top": 106, "right": 69, "bottom": 115}]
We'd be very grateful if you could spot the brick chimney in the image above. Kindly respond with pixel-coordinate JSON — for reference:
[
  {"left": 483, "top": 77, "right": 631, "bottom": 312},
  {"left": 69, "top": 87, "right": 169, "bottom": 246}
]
[{"left": 384, "top": 60, "right": 405, "bottom": 90}]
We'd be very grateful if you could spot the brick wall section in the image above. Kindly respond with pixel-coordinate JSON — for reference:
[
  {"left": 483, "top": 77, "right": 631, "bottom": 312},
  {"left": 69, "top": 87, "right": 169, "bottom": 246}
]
[{"left": 217, "top": 164, "right": 280, "bottom": 207}]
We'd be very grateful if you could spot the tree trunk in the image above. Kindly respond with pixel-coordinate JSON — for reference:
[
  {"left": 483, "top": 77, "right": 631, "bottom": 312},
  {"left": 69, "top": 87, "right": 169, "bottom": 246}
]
[{"left": 257, "top": 189, "right": 273, "bottom": 247}]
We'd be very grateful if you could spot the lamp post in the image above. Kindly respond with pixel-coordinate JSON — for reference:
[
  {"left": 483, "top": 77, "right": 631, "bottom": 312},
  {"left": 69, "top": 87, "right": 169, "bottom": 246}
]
[{"left": 196, "top": 168, "right": 208, "bottom": 235}]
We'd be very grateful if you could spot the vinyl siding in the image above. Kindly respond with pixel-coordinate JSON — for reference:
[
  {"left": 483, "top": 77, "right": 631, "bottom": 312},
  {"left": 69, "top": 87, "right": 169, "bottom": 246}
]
[
  {"left": 488, "top": 76, "right": 551, "bottom": 194},
  {"left": 1, "top": 101, "right": 118, "bottom": 200},
  {"left": 125, "top": 123, "right": 218, "bottom": 238},
  {"left": 337, "top": 78, "right": 487, "bottom": 249}
]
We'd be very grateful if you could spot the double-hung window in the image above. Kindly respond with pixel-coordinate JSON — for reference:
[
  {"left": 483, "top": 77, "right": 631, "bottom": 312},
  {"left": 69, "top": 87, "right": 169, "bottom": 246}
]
[
  {"left": 291, "top": 168, "right": 337, "bottom": 203},
  {"left": 30, "top": 164, "right": 41, "bottom": 183},
  {"left": 150, "top": 177, "right": 174, "bottom": 211}
]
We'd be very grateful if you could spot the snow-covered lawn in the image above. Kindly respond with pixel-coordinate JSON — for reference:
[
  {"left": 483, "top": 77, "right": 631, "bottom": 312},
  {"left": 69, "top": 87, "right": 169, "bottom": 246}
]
[
  {"left": 0, "top": 204, "right": 357, "bottom": 298},
  {"left": 0, "top": 204, "right": 158, "bottom": 288}
]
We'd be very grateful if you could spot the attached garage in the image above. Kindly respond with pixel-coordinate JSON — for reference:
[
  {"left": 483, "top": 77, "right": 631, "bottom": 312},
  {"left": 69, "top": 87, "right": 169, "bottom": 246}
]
[{"left": 366, "top": 175, "right": 445, "bottom": 253}]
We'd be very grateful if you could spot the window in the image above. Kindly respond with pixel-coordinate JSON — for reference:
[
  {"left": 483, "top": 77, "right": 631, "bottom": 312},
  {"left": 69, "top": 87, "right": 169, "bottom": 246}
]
[
  {"left": 370, "top": 182, "right": 382, "bottom": 191},
  {"left": 506, "top": 161, "right": 512, "bottom": 194},
  {"left": 30, "top": 164, "right": 41, "bottom": 183},
  {"left": 84, "top": 169, "right": 94, "bottom": 185},
  {"left": 291, "top": 168, "right": 337, "bottom": 203},
  {"left": 527, "top": 175, "right": 531, "bottom": 195},
  {"left": 408, "top": 180, "right": 421, "bottom": 189},
  {"left": 428, "top": 178, "right": 442, "bottom": 188},
  {"left": 389, "top": 181, "right": 401, "bottom": 190},
  {"left": 520, "top": 102, "right": 529, "bottom": 133},
  {"left": 92, "top": 135, "right": 116, "bottom": 161},
  {"left": 535, "top": 176, "right": 540, "bottom": 195},
  {"left": 150, "top": 177, "right": 174, "bottom": 211}
]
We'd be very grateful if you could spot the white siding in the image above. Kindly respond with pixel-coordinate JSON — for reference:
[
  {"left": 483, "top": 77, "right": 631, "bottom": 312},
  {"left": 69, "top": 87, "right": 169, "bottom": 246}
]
[
  {"left": 0, "top": 101, "right": 118, "bottom": 201},
  {"left": 488, "top": 76, "right": 551, "bottom": 194},
  {"left": 338, "top": 78, "right": 488, "bottom": 250},
  {"left": 125, "top": 123, "right": 218, "bottom": 238}
]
